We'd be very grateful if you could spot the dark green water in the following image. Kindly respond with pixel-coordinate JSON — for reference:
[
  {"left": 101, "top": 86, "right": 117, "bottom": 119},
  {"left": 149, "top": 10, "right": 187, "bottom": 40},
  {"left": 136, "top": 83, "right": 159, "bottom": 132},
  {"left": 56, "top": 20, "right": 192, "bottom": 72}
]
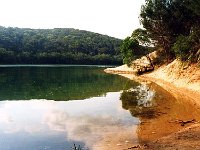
[
  {"left": 0, "top": 65, "right": 140, "bottom": 150},
  {"left": 0, "top": 65, "right": 137, "bottom": 100}
]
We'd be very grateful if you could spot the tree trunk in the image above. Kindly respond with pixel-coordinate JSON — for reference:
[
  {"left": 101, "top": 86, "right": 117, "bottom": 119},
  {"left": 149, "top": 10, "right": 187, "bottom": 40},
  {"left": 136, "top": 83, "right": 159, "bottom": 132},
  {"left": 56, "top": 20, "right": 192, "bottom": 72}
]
[{"left": 146, "top": 54, "right": 154, "bottom": 70}]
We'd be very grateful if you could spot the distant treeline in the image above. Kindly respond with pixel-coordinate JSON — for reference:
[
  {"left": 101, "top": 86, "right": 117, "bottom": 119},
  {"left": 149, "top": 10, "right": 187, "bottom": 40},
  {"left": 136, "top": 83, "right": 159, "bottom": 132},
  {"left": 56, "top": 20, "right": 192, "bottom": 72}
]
[{"left": 0, "top": 26, "right": 122, "bottom": 64}]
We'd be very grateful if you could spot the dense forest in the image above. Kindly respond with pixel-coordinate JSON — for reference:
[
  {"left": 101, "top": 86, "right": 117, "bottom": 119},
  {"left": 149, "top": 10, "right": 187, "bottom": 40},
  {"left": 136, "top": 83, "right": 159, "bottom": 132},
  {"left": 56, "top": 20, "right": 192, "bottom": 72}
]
[
  {"left": 121, "top": 0, "right": 200, "bottom": 65},
  {"left": 0, "top": 26, "right": 122, "bottom": 64}
]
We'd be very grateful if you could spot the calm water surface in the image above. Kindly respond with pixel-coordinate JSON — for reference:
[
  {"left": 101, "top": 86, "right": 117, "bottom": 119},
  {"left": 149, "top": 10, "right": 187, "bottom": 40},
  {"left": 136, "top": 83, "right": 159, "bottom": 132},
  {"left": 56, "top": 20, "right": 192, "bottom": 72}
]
[
  {"left": 0, "top": 65, "right": 199, "bottom": 150},
  {"left": 0, "top": 65, "right": 140, "bottom": 150}
]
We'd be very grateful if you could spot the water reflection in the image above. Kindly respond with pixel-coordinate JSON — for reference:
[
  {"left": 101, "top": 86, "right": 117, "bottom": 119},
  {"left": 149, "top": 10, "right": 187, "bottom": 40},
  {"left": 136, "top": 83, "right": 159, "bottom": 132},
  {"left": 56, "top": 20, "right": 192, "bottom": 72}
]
[
  {"left": 120, "top": 82, "right": 200, "bottom": 145},
  {"left": 120, "top": 85, "right": 160, "bottom": 119},
  {"left": 0, "top": 92, "right": 139, "bottom": 150},
  {"left": 0, "top": 66, "right": 138, "bottom": 100}
]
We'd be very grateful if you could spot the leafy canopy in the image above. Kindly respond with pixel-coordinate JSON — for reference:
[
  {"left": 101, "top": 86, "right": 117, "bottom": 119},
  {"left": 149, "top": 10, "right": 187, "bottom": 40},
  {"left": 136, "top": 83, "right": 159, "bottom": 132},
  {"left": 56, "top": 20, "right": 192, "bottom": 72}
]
[
  {"left": 140, "top": 0, "right": 200, "bottom": 62},
  {"left": 120, "top": 28, "right": 151, "bottom": 65}
]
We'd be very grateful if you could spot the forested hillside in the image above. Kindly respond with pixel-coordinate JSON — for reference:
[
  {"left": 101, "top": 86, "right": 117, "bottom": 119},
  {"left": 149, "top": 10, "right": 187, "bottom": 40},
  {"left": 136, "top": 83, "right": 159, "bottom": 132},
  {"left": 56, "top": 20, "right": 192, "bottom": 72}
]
[{"left": 0, "top": 26, "right": 122, "bottom": 64}]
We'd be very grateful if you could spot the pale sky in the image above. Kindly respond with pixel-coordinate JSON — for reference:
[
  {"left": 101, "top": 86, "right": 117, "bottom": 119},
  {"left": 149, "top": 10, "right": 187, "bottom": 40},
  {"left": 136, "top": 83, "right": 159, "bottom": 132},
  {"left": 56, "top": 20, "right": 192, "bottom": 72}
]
[{"left": 0, "top": 0, "right": 145, "bottom": 39}]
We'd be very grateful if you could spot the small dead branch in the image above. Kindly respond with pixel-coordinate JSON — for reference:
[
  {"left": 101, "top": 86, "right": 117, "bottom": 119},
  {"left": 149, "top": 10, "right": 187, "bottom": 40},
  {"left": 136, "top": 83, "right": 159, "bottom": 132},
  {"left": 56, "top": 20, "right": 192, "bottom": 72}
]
[
  {"left": 123, "top": 145, "right": 140, "bottom": 150},
  {"left": 169, "top": 119, "right": 196, "bottom": 126}
]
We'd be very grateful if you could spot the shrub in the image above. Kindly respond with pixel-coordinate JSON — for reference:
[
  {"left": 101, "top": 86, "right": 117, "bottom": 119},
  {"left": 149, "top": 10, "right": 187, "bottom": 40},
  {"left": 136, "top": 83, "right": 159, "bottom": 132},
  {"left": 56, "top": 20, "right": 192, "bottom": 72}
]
[{"left": 172, "top": 35, "right": 191, "bottom": 61}]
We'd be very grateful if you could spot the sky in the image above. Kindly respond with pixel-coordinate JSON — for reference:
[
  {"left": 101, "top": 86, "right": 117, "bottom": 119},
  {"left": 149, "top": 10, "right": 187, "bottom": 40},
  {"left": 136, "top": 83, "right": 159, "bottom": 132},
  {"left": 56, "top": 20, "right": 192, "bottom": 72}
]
[{"left": 0, "top": 0, "right": 145, "bottom": 39}]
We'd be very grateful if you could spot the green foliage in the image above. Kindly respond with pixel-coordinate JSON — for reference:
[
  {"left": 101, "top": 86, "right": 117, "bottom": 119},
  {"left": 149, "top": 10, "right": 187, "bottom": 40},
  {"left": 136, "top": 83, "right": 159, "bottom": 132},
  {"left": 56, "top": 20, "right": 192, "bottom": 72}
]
[
  {"left": 131, "top": 28, "right": 151, "bottom": 46},
  {"left": 172, "top": 35, "right": 191, "bottom": 61},
  {"left": 140, "top": 0, "right": 200, "bottom": 62},
  {"left": 0, "top": 26, "right": 122, "bottom": 65},
  {"left": 120, "top": 37, "right": 139, "bottom": 65},
  {"left": 184, "top": 0, "right": 200, "bottom": 16},
  {"left": 0, "top": 48, "right": 15, "bottom": 63},
  {"left": 173, "top": 27, "right": 200, "bottom": 62},
  {"left": 120, "top": 28, "right": 153, "bottom": 65}
]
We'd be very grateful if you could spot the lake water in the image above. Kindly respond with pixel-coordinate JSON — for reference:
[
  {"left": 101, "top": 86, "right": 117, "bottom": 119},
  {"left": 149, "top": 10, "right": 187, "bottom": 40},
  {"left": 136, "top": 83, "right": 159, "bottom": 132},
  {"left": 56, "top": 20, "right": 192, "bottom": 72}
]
[
  {"left": 0, "top": 65, "right": 141, "bottom": 150},
  {"left": 1, "top": 65, "right": 199, "bottom": 150}
]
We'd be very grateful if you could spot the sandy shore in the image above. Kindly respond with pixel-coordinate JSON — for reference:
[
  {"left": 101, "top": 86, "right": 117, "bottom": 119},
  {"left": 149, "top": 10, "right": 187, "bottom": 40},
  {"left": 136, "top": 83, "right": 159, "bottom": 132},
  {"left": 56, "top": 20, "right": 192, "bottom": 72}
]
[
  {"left": 105, "top": 60, "right": 200, "bottom": 149},
  {"left": 106, "top": 60, "right": 200, "bottom": 104},
  {"left": 104, "top": 64, "right": 137, "bottom": 74}
]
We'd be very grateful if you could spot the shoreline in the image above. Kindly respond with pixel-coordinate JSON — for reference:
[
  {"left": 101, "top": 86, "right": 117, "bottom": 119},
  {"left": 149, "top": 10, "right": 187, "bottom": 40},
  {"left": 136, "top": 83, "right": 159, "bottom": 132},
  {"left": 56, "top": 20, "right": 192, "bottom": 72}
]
[
  {"left": 105, "top": 60, "right": 200, "bottom": 149},
  {"left": 105, "top": 60, "right": 200, "bottom": 103}
]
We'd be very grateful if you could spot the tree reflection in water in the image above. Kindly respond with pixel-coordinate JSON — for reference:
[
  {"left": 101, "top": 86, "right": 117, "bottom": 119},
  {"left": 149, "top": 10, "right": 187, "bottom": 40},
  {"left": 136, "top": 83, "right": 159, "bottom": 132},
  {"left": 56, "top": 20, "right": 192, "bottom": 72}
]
[
  {"left": 120, "top": 84, "right": 160, "bottom": 119},
  {"left": 120, "top": 82, "right": 200, "bottom": 144}
]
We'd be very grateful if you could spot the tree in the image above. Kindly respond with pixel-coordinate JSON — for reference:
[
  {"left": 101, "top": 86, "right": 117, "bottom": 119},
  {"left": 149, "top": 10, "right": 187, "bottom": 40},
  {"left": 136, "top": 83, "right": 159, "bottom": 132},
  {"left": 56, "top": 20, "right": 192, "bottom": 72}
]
[
  {"left": 120, "top": 36, "right": 148, "bottom": 65},
  {"left": 140, "top": 0, "right": 200, "bottom": 62},
  {"left": 131, "top": 28, "right": 151, "bottom": 46},
  {"left": 120, "top": 28, "right": 153, "bottom": 65},
  {"left": 172, "top": 27, "right": 200, "bottom": 62},
  {"left": 140, "top": 0, "right": 175, "bottom": 60}
]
